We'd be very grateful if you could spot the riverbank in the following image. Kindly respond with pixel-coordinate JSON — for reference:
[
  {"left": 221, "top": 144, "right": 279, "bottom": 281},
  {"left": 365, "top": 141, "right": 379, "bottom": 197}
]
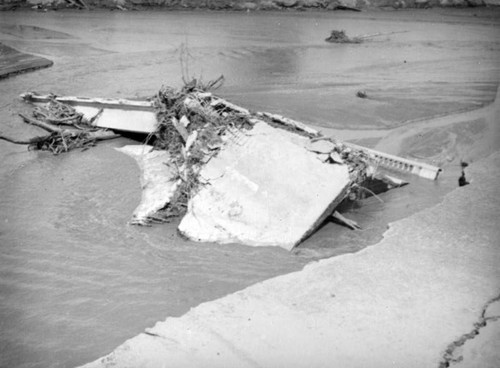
[
  {"left": 80, "top": 93, "right": 500, "bottom": 367},
  {"left": 2, "top": 0, "right": 498, "bottom": 12}
]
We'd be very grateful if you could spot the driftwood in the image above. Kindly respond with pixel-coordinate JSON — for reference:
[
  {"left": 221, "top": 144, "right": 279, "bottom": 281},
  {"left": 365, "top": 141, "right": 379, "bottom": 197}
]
[
  {"left": 0, "top": 104, "right": 119, "bottom": 154},
  {"left": 331, "top": 211, "right": 361, "bottom": 230},
  {"left": 19, "top": 113, "right": 64, "bottom": 133}
]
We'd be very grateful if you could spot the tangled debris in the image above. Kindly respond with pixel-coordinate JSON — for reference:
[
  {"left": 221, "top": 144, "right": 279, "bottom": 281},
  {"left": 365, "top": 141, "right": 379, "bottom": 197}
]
[
  {"left": 325, "top": 30, "right": 362, "bottom": 44},
  {"left": 1, "top": 95, "right": 118, "bottom": 154},
  {"left": 149, "top": 75, "right": 258, "bottom": 219},
  {"left": 142, "top": 79, "right": 376, "bottom": 226}
]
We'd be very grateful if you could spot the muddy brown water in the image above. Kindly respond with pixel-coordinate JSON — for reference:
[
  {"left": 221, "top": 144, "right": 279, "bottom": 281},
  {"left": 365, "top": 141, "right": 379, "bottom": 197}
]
[{"left": 0, "top": 9, "right": 499, "bottom": 368}]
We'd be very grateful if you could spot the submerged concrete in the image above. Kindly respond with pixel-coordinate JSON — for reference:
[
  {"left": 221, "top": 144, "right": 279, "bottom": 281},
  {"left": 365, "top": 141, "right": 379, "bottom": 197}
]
[{"left": 80, "top": 145, "right": 500, "bottom": 367}]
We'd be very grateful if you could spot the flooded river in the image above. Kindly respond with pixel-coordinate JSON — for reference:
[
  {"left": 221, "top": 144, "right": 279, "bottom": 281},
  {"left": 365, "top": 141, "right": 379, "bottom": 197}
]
[{"left": 0, "top": 9, "right": 499, "bottom": 368}]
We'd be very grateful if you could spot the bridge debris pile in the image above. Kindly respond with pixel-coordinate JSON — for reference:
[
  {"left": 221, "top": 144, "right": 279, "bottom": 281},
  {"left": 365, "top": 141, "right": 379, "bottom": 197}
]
[{"left": 6, "top": 80, "right": 435, "bottom": 250}]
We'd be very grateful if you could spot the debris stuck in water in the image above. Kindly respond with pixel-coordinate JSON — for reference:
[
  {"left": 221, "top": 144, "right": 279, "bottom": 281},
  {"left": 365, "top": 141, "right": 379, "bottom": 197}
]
[
  {"left": 0, "top": 95, "right": 119, "bottom": 154},
  {"left": 325, "top": 30, "right": 362, "bottom": 44},
  {"left": 356, "top": 90, "right": 368, "bottom": 98},
  {"left": 7, "top": 79, "right": 441, "bottom": 249}
]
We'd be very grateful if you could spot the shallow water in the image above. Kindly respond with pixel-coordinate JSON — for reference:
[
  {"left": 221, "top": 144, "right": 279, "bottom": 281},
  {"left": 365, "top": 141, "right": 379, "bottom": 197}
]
[{"left": 0, "top": 9, "right": 499, "bottom": 368}]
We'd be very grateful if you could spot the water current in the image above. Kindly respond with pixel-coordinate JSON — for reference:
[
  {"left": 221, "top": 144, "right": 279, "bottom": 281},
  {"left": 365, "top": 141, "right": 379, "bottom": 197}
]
[{"left": 0, "top": 8, "right": 499, "bottom": 368}]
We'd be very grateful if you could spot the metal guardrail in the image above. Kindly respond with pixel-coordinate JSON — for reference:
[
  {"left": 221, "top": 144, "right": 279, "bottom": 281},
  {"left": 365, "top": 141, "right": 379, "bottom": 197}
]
[{"left": 346, "top": 143, "right": 442, "bottom": 180}]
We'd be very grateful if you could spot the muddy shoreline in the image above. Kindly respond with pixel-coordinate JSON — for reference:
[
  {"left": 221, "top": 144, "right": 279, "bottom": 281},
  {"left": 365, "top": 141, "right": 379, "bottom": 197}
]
[{"left": 1, "top": 0, "right": 497, "bottom": 12}]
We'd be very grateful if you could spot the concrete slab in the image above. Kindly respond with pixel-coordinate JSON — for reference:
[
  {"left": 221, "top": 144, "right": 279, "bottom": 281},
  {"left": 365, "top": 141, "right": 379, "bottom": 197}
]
[
  {"left": 80, "top": 148, "right": 500, "bottom": 368},
  {"left": 179, "top": 122, "right": 351, "bottom": 250}
]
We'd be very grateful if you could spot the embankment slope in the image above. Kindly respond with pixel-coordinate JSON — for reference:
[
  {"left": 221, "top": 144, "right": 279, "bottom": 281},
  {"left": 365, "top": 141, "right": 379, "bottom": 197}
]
[{"left": 1, "top": 0, "right": 496, "bottom": 11}]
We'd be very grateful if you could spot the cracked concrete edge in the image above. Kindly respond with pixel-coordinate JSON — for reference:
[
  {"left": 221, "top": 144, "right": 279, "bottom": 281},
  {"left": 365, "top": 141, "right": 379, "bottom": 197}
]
[
  {"left": 439, "top": 295, "right": 500, "bottom": 367},
  {"left": 433, "top": 150, "right": 500, "bottom": 368},
  {"left": 484, "top": 298, "right": 500, "bottom": 320},
  {"left": 375, "top": 148, "right": 500, "bottom": 367}
]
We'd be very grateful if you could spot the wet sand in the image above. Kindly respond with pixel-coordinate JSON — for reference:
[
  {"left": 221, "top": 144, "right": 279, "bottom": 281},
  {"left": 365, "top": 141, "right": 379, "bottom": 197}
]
[{"left": 0, "top": 42, "right": 53, "bottom": 78}]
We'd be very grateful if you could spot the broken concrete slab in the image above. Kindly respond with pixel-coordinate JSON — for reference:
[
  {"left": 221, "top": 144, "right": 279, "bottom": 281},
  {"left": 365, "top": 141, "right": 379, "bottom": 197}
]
[
  {"left": 178, "top": 122, "right": 350, "bottom": 250},
  {"left": 116, "top": 145, "right": 179, "bottom": 225}
]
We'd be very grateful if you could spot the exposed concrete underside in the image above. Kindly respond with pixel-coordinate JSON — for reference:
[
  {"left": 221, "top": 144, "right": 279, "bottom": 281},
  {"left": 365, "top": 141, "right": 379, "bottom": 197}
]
[{"left": 80, "top": 148, "right": 500, "bottom": 367}]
